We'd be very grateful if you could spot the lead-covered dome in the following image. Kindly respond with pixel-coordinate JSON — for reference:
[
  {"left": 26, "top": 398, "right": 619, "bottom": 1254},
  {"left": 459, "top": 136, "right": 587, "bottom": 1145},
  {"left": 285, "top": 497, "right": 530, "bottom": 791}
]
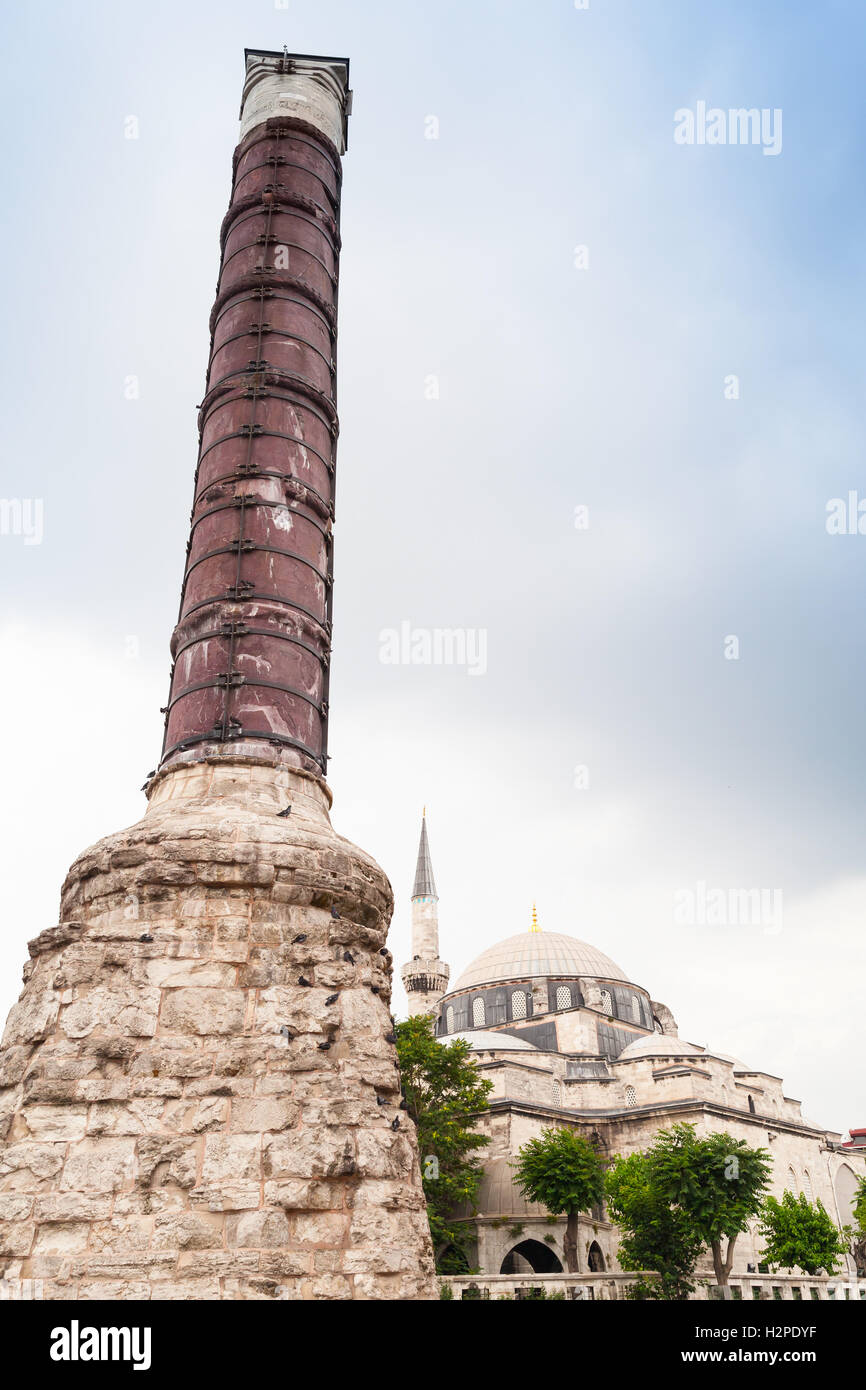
[
  {"left": 450, "top": 931, "right": 631, "bottom": 992},
  {"left": 617, "top": 1035, "right": 705, "bottom": 1060},
  {"left": 446, "top": 1029, "right": 539, "bottom": 1051}
]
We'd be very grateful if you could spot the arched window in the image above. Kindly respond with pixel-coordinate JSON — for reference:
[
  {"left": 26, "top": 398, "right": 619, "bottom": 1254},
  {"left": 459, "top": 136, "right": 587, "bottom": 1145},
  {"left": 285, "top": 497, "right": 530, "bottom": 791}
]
[
  {"left": 555, "top": 986, "right": 571, "bottom": 1010},
  {"left": 625, "top": 1085, "right": 638, "bottom": 1108},
  {"left": 599, "top": 989, "right": 613, "bottom": 1016},
  {"left": 551, "top": 1080, "right": 561, "bottom": 1107},
  {"left": 835, "top": 1164, "right": 859, "bottom": 1225},
  {"left": 630, "top": 995, "right": 641, "bottom": 1023},
  {"left": 803, "top": 1170, "right": 813, "bottom": 1203},
  {"left": 587, "top": 1241, "right": 605, "bottom": 1272},
  {"left": 787, "top": 1166, "right": 797, "bottom": 1194},
  {"left": 748, "top": 1094, "right": 756, "bottom": 1114},
  {"left": 511, "top": 990, "right": 527, "bottom": 1020},
  {"left": 472, "top": 996, "right": 485, "bottom": 1028},
  {"left": 445, "top": 1006, "right": 454, "bottom": 1034}
]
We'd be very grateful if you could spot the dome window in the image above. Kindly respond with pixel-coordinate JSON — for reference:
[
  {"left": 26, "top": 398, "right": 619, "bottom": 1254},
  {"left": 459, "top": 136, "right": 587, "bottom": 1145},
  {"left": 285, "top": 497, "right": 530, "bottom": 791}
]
[
  {"left": 511, "top": 990, "right": 527, "bottom": 1020},
  {"left": 600, "top": 989, "right": 613, "bottom": 1016},
  {"left": 625, "top": 1085, "right": 638, "bottom": 1108},
  {"left": 551, "top": 1080, "right": 561, "bottom": 1107},
  {"left": 446, "top": 1006, "right": 455, "bottom": 1034},
  {"left": 472, "top": 997, "right": 486, "bottom": 1028},
  {"left": 555, "top": 986, "right": 571, "bottom": 1011}
]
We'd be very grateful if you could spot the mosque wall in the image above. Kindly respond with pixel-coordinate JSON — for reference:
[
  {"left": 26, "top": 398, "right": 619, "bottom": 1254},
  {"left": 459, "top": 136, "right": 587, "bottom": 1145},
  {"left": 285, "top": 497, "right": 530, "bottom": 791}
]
[{"left": 434, "top": 936, "right": 863, "bottom": 1286}]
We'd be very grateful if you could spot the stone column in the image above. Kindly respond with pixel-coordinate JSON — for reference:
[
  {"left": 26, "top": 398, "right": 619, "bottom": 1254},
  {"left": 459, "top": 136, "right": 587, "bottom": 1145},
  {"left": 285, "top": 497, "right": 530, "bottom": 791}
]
[
  {"left": 162, "top": 50, "right": 351, "bottom": 776},
  {"left": 0, "top": 50, "right": 437, "bottom": 1302}
]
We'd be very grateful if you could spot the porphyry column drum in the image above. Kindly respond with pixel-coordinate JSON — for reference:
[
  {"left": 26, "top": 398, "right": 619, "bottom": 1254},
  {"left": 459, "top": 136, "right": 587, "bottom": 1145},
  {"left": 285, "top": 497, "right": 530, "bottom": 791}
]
[
  {"left": 0, "top": 50, "right": 437, "bottom": 1302},
  {"left": 163, "top": 54, "right": 346, "bottom": 776}
]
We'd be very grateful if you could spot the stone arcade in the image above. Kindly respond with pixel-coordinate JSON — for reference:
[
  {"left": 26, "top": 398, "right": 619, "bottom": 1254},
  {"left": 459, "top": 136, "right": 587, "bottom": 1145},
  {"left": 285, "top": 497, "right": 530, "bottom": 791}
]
[{"left": 0, "top": 50, "right": 437, "bottom": 1302}]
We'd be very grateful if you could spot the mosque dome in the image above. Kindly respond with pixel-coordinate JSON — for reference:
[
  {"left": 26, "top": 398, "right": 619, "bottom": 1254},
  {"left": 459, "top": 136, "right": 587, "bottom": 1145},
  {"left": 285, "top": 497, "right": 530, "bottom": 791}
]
[
  {"left": 446, "top": 1029, "right": 539, "bottom": 1052},
  {"left": 450, "top": 930, "right": 631, "bottom": 993}
]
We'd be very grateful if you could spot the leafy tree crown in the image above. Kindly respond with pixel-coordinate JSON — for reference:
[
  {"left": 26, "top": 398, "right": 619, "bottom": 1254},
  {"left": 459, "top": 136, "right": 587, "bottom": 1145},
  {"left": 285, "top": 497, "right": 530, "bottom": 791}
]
[
  {"left": 758, "top": 1190, "right": 850, "bottom": 1276},
  {"left": 395, "top": 1015, "right": 492, "bottom": 1266},
  {"left": 650, "top": 1123, "right": 772, "bottom": 1242},
  {"left": 513, "top": 1126, "right": 605, "bottom": 1216}
]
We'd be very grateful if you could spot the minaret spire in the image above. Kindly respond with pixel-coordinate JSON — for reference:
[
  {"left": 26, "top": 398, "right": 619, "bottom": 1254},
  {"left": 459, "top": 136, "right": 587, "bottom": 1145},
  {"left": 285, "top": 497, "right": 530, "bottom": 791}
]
[
  {"left": 412, "top": 812, "right": 438, "bottom": 900},
  {"left": 401, "top": 810, "right": 450, "bottom": 1017}
]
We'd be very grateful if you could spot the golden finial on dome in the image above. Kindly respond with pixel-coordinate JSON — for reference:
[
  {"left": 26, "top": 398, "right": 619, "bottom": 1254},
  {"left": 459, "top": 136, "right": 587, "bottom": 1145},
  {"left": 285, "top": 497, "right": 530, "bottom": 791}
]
[{"left": 529, "top": 902, "right": 540, "bottom": 933}]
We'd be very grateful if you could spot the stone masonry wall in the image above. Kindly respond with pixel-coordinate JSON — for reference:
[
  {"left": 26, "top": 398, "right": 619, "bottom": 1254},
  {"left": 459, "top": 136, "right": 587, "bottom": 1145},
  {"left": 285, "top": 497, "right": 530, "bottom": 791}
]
[{"left": 0, "top": 759, "right": 437, "bottom": 1300}]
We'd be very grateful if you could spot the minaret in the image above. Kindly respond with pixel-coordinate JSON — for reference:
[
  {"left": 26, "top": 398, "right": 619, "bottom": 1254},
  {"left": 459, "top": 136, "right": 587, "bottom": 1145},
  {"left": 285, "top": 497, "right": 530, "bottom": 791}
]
[
  {"left": 0, "top": 50, "right": 436, "bottom": 1302},
  {"left": 401, "top": 812, "right": 450, "bottom": 1017}
]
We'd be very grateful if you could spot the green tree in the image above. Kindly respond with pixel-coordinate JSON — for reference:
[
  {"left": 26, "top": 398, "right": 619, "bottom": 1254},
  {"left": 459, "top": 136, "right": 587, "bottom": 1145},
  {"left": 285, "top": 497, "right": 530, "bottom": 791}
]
[
  {"left": 650, "top": 1123, "right": 772, "bottom": 1286},
  {"left": 395, "top": 1015, "right": 492, "bottom": 1271},
  {"left": 512, "top": 1127, "right": 605, "bottom": 1272},
  {"left": 757, "top": 1190, "right": 850, "bottom": 1276},
  {"left": 606, "top": 1150, "right": 704, "bottom": 1299},
  {"left": 852, "top": 1177, "right": 866, "bottom": 1278}
]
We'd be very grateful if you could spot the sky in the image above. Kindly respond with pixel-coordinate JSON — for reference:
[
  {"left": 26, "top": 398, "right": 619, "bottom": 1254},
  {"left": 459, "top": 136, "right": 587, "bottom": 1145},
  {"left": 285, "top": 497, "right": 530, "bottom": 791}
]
[{"left": 0, "top": 0, "right": 864, "bottom": 1134}]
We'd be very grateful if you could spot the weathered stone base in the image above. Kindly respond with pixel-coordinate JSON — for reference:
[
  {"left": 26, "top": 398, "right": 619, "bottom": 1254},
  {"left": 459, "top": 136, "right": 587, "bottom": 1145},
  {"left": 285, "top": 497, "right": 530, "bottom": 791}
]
[{"left": 0, "top": 760, "right": 437, "bottom": 1299}]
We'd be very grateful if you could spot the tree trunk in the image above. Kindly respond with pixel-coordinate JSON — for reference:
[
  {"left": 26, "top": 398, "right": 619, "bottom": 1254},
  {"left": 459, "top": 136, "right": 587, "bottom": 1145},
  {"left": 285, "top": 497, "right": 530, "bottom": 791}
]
[
  {"left": 711, "top": 1235, "right": 738, "bottom": 1286},
  {"left": 722, "top": 1236, "right": 737, "bottom": 1284},
  {"left": 564, "top": 1211, "right": 580, "bottom": 1272}
]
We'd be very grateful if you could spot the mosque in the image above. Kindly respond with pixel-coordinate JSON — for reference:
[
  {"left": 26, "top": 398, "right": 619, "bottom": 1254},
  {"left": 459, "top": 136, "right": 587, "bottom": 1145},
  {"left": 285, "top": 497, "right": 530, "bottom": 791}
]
[{"left": 401, "top": 816, "right": 866, "bottom": 1283}]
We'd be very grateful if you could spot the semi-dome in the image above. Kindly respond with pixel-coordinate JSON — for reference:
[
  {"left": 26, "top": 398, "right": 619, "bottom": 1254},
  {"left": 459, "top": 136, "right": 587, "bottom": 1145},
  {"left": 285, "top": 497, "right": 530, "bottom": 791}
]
[
  {"left": 445, "top": 1029, "right": 538, "bottom": 1052},
  {"left": 617, "top": 1035, "right": 706, "bottom": 1060},
  {"left": 450, "top": 930, "right": 631, "bottom": 992},
  {"left": 450, "top": 1158, "right": 549, "bottom": 1219}
]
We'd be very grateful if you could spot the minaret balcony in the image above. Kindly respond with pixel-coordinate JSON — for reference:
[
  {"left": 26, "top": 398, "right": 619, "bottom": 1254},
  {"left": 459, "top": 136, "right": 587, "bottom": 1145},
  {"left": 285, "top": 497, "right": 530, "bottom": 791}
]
[{"left": 401, "top": 957, "right": 450, "bottom": 995}]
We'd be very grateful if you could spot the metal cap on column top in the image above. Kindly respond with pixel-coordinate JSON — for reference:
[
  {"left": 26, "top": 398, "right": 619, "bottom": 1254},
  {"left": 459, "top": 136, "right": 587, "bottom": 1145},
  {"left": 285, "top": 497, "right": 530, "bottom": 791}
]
[{"left": 157, "top": 50, "right": 352, "bottom": 782}]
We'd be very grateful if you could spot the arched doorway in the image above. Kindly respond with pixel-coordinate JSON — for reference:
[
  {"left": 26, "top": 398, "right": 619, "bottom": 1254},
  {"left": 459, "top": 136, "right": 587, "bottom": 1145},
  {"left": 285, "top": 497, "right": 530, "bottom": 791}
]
[
  {"left": 587, "top": 1241, "right": 605, "bottom": 1272},
  {"left": 500, "top": 1239, "right": 563, "bottom": 1274}
]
